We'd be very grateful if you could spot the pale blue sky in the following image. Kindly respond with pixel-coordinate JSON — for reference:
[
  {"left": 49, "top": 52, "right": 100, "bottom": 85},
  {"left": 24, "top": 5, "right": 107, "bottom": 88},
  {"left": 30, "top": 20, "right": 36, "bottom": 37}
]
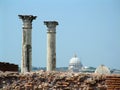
[{"left": 0, "top": 0, "right": 120, "bottom": 69}]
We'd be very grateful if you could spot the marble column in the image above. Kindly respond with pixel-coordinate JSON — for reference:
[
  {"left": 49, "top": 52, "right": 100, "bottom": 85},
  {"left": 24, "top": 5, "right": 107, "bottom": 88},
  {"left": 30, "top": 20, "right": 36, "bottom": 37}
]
[
  {"left": 44, "top": 21, "right": 58, "bottom": 71},
  {"left": 18, "top": 15, "right": 36, "bottom": 73}
]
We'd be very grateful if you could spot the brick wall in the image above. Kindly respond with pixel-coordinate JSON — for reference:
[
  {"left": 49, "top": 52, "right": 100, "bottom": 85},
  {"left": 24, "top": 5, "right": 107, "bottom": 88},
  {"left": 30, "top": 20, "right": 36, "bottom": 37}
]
[
  {"left": 0, "top": 62, "right": 18, "bottom": 72},
  {"left": 106, "top": 75, "right": 120, "bottom": 90}
]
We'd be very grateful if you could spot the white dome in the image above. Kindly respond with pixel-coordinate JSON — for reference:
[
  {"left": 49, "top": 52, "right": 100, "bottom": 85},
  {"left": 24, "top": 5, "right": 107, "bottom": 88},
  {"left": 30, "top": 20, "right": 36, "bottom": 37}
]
[
  {"left": 69, "top": 57, "right": 81, "bottom": 64},
  {"left": 95, "top": 65, "right": 111, "bottom": 74},
  {"left": 68, "top": 54, "right": 83, "bottom": 72}
]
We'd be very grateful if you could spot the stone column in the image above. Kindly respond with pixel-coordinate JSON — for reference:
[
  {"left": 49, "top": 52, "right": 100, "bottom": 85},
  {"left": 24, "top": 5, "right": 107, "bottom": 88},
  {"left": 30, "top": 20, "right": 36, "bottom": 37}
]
[
  {"left": 44, "top": 21, "right": 58, "bottom": 71},
  {"left": 18, "top": 15, "right": 36, "bottom": 73}
]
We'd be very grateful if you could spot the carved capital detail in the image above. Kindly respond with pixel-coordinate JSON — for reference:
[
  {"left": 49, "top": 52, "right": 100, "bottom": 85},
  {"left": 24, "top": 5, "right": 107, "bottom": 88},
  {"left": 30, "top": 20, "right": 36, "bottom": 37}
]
[
  {"left": 44, "top": 21, "right": 58, "bottom": 29},
  {"left": 18, "top": 15, "right": 37, "bottom": 23}
]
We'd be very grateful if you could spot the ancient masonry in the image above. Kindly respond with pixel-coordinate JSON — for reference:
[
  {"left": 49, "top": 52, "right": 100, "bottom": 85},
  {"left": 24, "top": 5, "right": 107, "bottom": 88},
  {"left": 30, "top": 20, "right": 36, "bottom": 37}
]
[
  {"left": 18, "top": 15, "right": 37, "bottom": 73},
  {"left": 44, "top": 21, "right": 58, "bottom": 71},
  {"left": 106, "top": 75, "right": 120, "bottom": 90},
  {"left": 0, "top": 62, "right": 18, "bottom": 72}
]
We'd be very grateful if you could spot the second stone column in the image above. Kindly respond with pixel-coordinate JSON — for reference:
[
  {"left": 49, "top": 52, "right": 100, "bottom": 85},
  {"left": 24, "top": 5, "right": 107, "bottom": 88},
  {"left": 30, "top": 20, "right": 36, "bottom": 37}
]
[{"left": 44, "top": 21, "right": 58, "bottom": 71}]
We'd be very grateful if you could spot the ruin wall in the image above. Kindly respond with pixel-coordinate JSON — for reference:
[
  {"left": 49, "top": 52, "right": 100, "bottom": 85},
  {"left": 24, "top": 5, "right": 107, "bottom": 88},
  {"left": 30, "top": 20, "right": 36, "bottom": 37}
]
[{"left": 0, "top": 62, "right": 18, "bottom": 72}]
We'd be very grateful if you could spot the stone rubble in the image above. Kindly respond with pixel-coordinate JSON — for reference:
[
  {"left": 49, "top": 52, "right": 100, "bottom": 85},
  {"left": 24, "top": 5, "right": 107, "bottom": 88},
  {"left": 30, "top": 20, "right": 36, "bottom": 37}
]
[
  {"left": 0, "top": 70, "right": 109, "bottom": 90},
  {"left": 105, "top": 74, "right": 120, "bottom": 90}
]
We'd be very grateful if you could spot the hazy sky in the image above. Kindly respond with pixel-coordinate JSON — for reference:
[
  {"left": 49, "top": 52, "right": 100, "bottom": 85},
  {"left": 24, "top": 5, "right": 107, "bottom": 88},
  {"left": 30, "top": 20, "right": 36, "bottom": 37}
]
[{"left": 0, "top": 0, "right": 120, "bottom": 69}]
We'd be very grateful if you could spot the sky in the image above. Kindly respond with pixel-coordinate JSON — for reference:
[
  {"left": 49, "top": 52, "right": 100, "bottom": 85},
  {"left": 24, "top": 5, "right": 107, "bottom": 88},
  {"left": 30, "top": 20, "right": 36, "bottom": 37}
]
[{"left": 0, "top": 0, "right": 120, "bottom": 69}]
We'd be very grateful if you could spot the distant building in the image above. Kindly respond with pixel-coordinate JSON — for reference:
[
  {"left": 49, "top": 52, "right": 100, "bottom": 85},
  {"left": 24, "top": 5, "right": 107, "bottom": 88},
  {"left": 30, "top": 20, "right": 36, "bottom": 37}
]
[
  {"left": 81, "top": 66, "right": 96, "bottom": 73},
  {"left": 95, "top": 64, "right": 111, "bottom": 74},
  {"left": 111, "top": 69, "right": 120, "bottom": 74},
  {"left": 68, "top": 54, "right": 83, "bottom": 72}
]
